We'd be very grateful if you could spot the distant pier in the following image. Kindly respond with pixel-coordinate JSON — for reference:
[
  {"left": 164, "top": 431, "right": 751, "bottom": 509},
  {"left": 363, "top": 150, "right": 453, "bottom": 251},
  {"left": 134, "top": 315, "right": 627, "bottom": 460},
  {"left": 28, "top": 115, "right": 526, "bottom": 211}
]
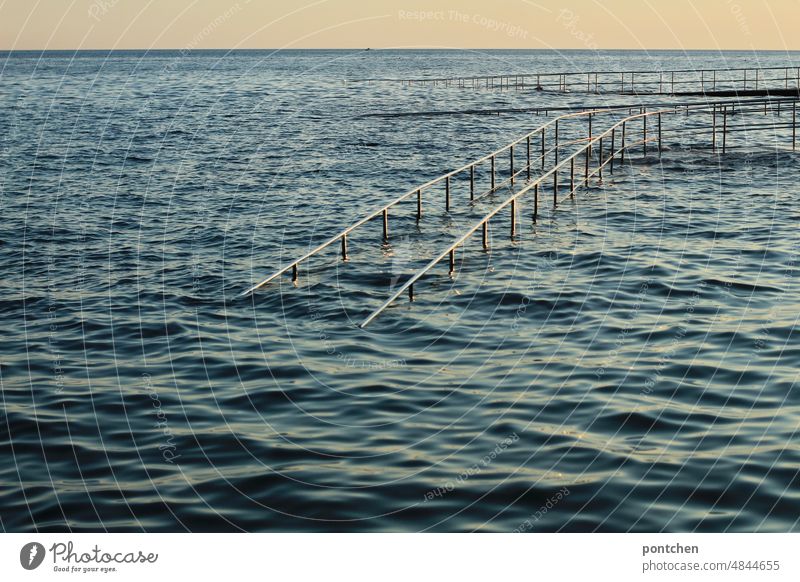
[{"left": 349, "top": 65, "right": 800, "bottom": 96}]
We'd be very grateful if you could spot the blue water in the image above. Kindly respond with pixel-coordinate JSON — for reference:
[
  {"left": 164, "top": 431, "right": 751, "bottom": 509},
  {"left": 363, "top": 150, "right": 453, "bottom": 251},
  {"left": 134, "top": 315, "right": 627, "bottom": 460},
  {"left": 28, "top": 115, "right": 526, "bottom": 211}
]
[{"left": 2, "top": 49, "right": 800, "bottom": 532}]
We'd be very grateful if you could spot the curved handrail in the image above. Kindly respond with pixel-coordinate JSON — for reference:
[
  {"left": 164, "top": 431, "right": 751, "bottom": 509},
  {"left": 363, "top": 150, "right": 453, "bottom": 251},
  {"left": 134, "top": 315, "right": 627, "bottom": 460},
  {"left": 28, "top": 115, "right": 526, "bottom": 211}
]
[
  {"left": 241, "top": 106, "right": 626, "bottom": 296},
  {"left": 359, "top": 97, "right": 800, "bottom": 326},
  {"left": 357, "top": 107, "right": 677, "bottom": 328}
]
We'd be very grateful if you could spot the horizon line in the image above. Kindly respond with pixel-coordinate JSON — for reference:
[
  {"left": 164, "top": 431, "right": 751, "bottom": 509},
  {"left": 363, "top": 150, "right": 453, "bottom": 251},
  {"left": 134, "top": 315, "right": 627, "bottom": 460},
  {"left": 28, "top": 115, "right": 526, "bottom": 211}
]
[{"left": 2, "top": 47, "right": 799, "bottom": 53}]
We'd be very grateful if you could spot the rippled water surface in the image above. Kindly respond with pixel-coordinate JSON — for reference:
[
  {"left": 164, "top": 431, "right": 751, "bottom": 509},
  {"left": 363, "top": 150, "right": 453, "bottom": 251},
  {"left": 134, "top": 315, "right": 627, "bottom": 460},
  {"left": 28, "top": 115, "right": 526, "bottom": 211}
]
[{"left": 2, "top": 49, "right": 800, "bottom": 532}]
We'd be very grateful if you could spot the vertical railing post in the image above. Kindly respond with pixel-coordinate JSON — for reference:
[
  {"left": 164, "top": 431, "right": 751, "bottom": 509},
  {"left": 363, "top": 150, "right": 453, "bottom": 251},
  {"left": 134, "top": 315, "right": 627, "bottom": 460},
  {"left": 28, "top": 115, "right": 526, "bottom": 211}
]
[
  {"left": 722, "top": 106, "right": 728, "bottom": 155},
  {"left": 555, "top": 120, "right": 560, "bottom": 165},
  {"left": 417, "top": 189, "right": 422, "bottom": 220},
  {"left": 541, "top": 129, "right": 546, "bottom": 170},
  {"left": 533, "top": 183, "right": 539, "bottom": 222},
  {"left": 643, "top": 110, "right": 648, "bottom": 157},
  {"left": 409, "top": 284, "right": 414, "bottom": 301},
  {"left": 445, "top": 177, "right": 451, "bottom": 212},
  {"left": 793, "top": 102, "right": 797, "bottom": 151},
  {"left": 510, "top": 199, "right": 516, "bottom": 238},
  {"left": 491, "top": 155, "right": 496, "bottom": 190},
  {"left": 598, "top": 137, "right": 603, "bottom": 180},
  {"left": 658, "top": 113, "right": 662, "bottom": 154},
  {"left": 292, "top": 264, "right": 298, "bottom": 282},
  {"left": 588, "top": 113, "right": 593, "bottom": 156},
  {"left": 341, "top": 234, "right": 348, "bottom": 260},
  {"left": 383, "top": 208, "right": 389, "bottom": 240},
  {"left": 570, "top": 157, "right": 575, "bottom": 196},
  {"left": 712, "top": 106, "right": 717, "bottom": 152},
  {"left": 526, "top": 136, "right": 531, "bottom": 180},
  {"left": 482, "top": 221, "right": 489, "bottom": 250},
  {"left": 621, "top": 121, "right": 626, "bottom": 164},
  {"left": 469, "top": 167, "right": 475, "bottom": 201},
  {"left": 449, "top": 249, "right": 455, "bottom": 274},
  {"left": 610, "top": 128, "right": 616, "bottom": 174},
  {"left": 510, "top": 145, "right": 515, "bottom": 186},
  {"left": 584, "top": 142, "right": 590, "bottom": 186},
  {"left": 553, "top": 169, "right": 558, "bottom": 206}
]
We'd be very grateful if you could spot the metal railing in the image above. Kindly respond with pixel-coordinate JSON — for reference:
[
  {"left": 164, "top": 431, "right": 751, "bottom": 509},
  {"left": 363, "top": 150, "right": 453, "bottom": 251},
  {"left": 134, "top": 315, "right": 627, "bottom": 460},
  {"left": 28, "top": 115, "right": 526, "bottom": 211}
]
[
  {"left": 351, "top": 65, "right": 800, "bottom": 95},
  {"left": 358, "top": 109, "right": 665, "bottom": 327},
  {"left": 357, "top": 98, "right": 799, "bottom": 327},
  {"left": 241, "top": 106, "right": 632, "bottom": 297}
]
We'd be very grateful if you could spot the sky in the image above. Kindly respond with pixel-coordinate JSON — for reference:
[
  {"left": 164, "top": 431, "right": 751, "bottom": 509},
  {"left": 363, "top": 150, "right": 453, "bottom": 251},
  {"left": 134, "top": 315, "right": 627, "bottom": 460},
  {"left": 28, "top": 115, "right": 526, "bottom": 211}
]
[{"left": 1, "top": 0, "right": 799, "bottom": 51}]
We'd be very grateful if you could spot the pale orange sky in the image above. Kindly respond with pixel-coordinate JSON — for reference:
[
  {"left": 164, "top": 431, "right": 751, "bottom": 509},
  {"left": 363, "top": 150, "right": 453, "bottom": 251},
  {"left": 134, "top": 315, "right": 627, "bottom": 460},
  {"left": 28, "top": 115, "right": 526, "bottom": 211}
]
[{"left": 1, "top": 0, "right": 799, "bottom": 51}]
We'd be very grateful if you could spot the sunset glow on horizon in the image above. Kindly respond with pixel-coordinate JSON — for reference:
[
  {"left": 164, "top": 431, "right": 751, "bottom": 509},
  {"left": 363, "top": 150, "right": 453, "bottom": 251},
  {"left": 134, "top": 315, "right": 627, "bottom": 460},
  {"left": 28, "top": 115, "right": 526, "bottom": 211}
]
[{"left": 2, "top": 0, "right": 799, "bottom": 52}]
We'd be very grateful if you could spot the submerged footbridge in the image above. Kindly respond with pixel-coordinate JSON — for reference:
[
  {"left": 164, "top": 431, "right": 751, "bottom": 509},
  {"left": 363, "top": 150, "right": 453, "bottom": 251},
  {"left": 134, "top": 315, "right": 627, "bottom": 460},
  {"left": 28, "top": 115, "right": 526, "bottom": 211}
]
[
  {"left": 243, "top": 96, "right": 799, "bottom": 327},
  {"left": 351, "top": 65, "right": 800, "bottom": 97}
]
